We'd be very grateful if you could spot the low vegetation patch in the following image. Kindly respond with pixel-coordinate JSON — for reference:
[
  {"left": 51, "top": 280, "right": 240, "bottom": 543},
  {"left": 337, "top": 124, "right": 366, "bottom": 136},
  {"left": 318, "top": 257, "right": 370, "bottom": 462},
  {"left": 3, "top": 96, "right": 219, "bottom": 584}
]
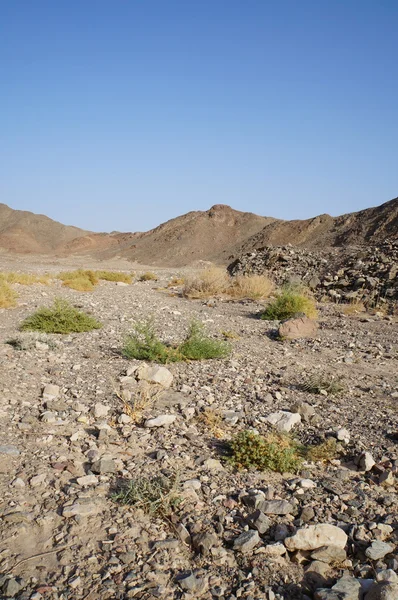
[
  {"left": 95, "top": 270, "right": 133, "bottom": 283},
  {"left": 302, "top": 373, "right": 345, "bottom": 396},
  {"left": 168, "top": 276, "right": 185, "bottom": 287},
  {"left": 20, "top": 298, "right": 102, "bottom": 334},
  {"left": 179, "top": 321, "right": 231, "bottom": 360},
  {"left": 0, "top": 282, "right": 18, "bottom": 308},
  {"left": 112, "top": 474, "right": 181, "bottom": 515},
  {"left": 227, "top": 430, "right": 303, "bottom": 473},
  {"left": 183, "top": 266, "right": 230, "bottom": 298},
  {"left": 197, "top": 408, "right": 224, "bottom": 438},
  {"left": 123, "top": 319, "right": 231, "bottom": 363},
  {"left": 139, "top": 272, "right": 158, "bottom": 281},
  {"left": 0, "top": 272, "right": 49, "bottom": 285},
  {"left": 305, "top": 437, "right": 341, "bottom": 462},
  {"left": 58, "top": 269, "right": 99, "bottom": 291},
  {"left": 261, "top": 285, "right": 317, "bottom": 320},
  {"left": 229, "top": 274, "right": 274, "bottom": 300}
]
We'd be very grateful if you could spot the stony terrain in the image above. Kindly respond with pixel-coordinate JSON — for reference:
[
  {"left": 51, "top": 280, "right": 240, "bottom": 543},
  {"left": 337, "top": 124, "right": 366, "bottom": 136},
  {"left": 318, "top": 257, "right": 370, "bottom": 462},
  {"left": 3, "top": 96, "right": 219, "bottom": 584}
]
[{"left": 0, "top": 256, "right": 397, "bottom": 600}]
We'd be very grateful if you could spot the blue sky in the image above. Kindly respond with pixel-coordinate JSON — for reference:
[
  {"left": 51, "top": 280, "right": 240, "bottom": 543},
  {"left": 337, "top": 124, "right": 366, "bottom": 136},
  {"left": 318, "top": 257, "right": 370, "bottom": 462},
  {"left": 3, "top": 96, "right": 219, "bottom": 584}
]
[{"left": 1, "top": 1, "right": 397, "bottom": 232}]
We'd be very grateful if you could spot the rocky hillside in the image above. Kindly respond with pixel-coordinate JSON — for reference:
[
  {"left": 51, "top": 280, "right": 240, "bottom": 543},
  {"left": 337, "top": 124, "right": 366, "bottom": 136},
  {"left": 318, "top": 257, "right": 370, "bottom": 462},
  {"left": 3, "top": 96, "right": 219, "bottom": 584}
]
[{"left": 1, "top": 197, "right": 397, "bottom": 265}]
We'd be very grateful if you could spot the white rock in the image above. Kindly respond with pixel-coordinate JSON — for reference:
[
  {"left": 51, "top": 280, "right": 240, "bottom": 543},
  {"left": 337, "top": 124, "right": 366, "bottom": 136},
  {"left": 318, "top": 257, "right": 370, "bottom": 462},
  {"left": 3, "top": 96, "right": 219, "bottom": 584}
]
[
  {"left": 12, "top": 477, "right": 25, "bottom": 488},
  {"left": 358, "top": 451, "right": 376, "bottom": 472},
  {"left": 30, "top": 473, "right": 46, "bottom": 487},
  {"left": 284, "top": 524, "right": 348, "bottom": 552},
  {"left": 365, "top": 541, "right": 395, "bottom": 560},
  {"left": 300, "top": 479, "right": 317, "bottom": 489},
  {"left": 42, "top": 384, "right": 60, "bottom": 402},
  {"left": 259, "top": 542, "right": 286, "bottom": 557},
  {"left": 62, "top": 502, "right": 100, "bottom": 517},
  {"left": 93, "top": 403, "right": 109, "bottom": 418},
  {"left": 137, "top": 365, "right": 173, "bottom": 388},
  {"left": 144, "top": 414, "right": 176, "bottom": 428},
  {"left": 76, "top": 475, "right": 98, "bottom": 486},
  {"left": 266, "top": 411, "right": 301, "bottom": 433},
  {"left": 336, "top": 428, "right": 350, "bottom": 444},
  {"left": 116, "top": 281, "right": 129, "bottom": 286}
]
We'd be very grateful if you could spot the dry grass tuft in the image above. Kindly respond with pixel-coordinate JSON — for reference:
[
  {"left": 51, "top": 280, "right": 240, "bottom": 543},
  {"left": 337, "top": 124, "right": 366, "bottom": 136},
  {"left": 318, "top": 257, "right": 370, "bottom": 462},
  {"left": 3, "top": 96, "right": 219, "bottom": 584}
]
[
  {"left": 96, "top": 270, "right": 133, "bottom": 284},
  {"left": 113, "top": 381, "right": 161, "bottom": 424},
  {"left": 341, "top": 301, "right": 366, "bottom": 316},
  {"left": 305, "top": 438, "right": 341, "bottom": 463},
  {"left": 197, "top": 408, "right": 224, "bottom": 438},
  {"left": 183, "top": 267, "right": 230, "bottom": 298},
  {"left": 112, "top": 474, "right": 181, "bottom": 516},
  {"left": 0, "top": 282, "right": 18, "bottom": 308},
  {"left": 229, "top": 274, "right": 274, "bottom": 300},
  {"left": 168, "top": 276, "right": 185, "bottom": 287},
  {"left": 58, "top": 269, "right": 99, "bottom": 291},
  {"left": 0, "top": 272, "right": 49, "bottom": 285}
]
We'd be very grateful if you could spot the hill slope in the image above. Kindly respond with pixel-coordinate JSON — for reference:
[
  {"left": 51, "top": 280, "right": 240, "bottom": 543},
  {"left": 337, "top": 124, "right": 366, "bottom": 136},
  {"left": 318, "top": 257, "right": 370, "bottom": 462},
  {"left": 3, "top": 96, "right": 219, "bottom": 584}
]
[{"left": 0, "top": 197, "right": 397, "bottom": 265}]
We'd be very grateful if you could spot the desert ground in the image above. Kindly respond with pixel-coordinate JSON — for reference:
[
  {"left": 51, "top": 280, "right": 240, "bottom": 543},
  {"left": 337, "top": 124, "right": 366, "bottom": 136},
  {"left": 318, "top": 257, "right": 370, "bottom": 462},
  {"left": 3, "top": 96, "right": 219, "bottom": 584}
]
[{"left": 0, "top": 254, "right": 397, "bottom": 600}]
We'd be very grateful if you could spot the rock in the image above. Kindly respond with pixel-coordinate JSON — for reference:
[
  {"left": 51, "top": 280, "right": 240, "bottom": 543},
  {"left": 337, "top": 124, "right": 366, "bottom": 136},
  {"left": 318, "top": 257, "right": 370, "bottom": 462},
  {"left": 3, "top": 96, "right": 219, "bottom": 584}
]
[
  {"left": 203, "top": 458, "right": 224, "bottom": 471},
  {"left": 0, "top": 445, "right": 20, "bottom": 456},
  {"left": 364, "top": 582, "right": 398, "bottom": 599},
  {"left": 311, "top": 545, "right": 347, "bottom": 564},
  {"left": 261, "top": 500, "right": 294, "bottom": 515},
  {"left": 266, "top": 411, "right": 302, "bottom": 432},
  {"left": 358, "top": 452, "right": 376, "bottom": 472},
  {"left": 246, "top": 510, "right": 271, "bottom": 534},
  {"left": 285, "top": 524, "right": 348, "bottom": 552},
  {"left": 30, "top": 473, "right": 46, "bottom": 487},
  {"left": 293, "top": 401, "right": 316, "bottom": 422},
  {"left": 2, "top": 578, "right": 22, "bottom": 597},
  {"left": 136, "top": 365, "right": 173, "bottom": 388},
  {"left": 62, "top": 502, "right": 100, "bottom": 518},
  {"left": 260, "top": 542, "right": 286, "bottom": 557},
  {"left": 93, "top": 403, "right": 109, "bottom": 418},
  {"left": 178, "top": 573, "right": 208, "bottom": 595},
  {"left": 91, "top": 457, "right": 115, "bottom": 474},
  {"left": 42, "top": 383, "right": 60, "bottom": 402},
  {"left": 376, "top": 571, "right": 398, "bottom": 584},
  {"left": 233, "top": 530, "right": 260, "bottom": 553},
  {"left": 144, "top": 414, "right": 176, "bottom": 428},
  {"left": 192, "top": 532, "right": 218, "bottom": 556},
  {"left": 365, "top": 541, "right": 394, "bottom": 560},
  {"left": 40, "top": 411, "right": 58, "bottom": 423},
  {"left": 336, "top": 428, "right": 351, "bottom": 444},
  {"left": 278, "top": 317, "right": 318, "bottom": 340},
  {"left": 331, "top": 575, "right": 363, "bottom": 599},
  {"left": 76, "top": 475, "right": 98, "bottom": 486}
]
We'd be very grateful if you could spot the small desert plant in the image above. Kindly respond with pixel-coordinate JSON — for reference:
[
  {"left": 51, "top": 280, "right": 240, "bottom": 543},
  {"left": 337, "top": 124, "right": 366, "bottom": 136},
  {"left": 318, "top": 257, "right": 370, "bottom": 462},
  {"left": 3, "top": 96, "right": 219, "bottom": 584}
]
[
  {"left": 113, "top": 380, "right": 161, "bottom": 423},
  {"left": 183, "top": 266, "right": 230, "bottom": 298},
  {"left": 261, "top": 285, "right": 317, "bottom": 320},
  {"left": 305, "top": 437, "right": 341, "bottom": 463},
  {"left": 179, "top": 321, "right": 231, "bottom": 360},
  {"left": 0, "top": 282, "right": 18, "bottom": 308},
  {"left": 302, "top": 373, "right": 345, "bottom": 396},
  {"left": 139, "top": 272, "right": 158, "bottom": 281},
  {"left": 96, "top": 270, "right": 133, "bottom": 284},
  {"left": 228, "top": 430, "right": 303, "bottom": 473},
  {"left": 0, "top": 272, "right": 49, "bottom": 285},
  {"left": 341, "top": 300, "right": 366, "bottom": 316},
  {"left": 112, "top": 474, "right": 181, "bottom": 515},
  {"left": 229, "top": 274, "right": 274, "bottom": 300},
  {"left": 123, "top": 320, "right": 182, "bottom": 363},
  {"left": 20, "top": 298, "right": 102, "bottom": 334},
  {"left": 57, "top": 269, "right": 99, "bottom": 291},
  {"left": 221, "top": 330, "right": 240, "bottom": 340},
  {"left": 197, "top": 408, "right": 224, "bottom": 438}
]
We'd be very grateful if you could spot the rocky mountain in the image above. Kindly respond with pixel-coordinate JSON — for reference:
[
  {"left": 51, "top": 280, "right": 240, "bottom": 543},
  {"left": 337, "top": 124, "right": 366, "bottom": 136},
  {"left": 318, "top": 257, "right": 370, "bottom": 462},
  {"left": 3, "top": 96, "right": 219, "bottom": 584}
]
[{"left": 0, "top": 197, "right": 397, "bottom": 265}]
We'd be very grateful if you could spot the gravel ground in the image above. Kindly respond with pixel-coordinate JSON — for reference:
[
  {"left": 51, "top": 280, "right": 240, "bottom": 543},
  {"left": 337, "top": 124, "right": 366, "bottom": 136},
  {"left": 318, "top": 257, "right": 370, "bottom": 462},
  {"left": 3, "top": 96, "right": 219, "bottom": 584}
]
[{"left": 0, "top": 256, "right": 397, "bottom": 600}]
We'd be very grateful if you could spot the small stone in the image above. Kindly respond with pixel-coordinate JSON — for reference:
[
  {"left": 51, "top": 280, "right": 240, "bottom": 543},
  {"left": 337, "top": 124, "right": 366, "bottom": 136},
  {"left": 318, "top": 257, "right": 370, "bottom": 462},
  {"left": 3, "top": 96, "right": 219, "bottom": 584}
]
[
  {"left": 336, "top": 428, "right": 350, "bottom": 444},
  {"left": 68, "top": 576, "right": 81, "bottom": 589},
  {"left": 41, "top": 411, "right": 57, "bottom": 423},
  {"left": 0, "top": 445, "right": 20, "bottom": 456},
  {"left": 285, "top": 524, "right": 348, "bottom": 552},
  {"left": 30, "top": 473, "right": 46, "bottom": 487},
  {"left": 3, "top": 578, "right": 22, "bottom": 597},
  {"left": 233, "top": 530, "right": 260, "bottom": 553},
  {"left": 310, "top": 545, "right": 347, "bottom": 564},
  {"left": 358, "top": 452, "right": 376, "bottom": 472},
  {"left": 42, "top": 384, "right": 60, "bottom": 402},
  {"left": 203, "top": 458, "right": 224, "bottom": 471},
  {"left": 364, "top": 582, "right": 398, "bottom": 599},
  {"left": 178, "top": 573, "right": 208, "bottom": 595},
  {"left": 62, "top": 502, "right": 99, "bottom": 517},
  {"left": 136, "top": 365, "right": 173, "bottom": 388},
  {"left": 365, "top": 541, "right": 394, "bottom": 560},
  {"left": 144, "top": 414, "right": 176, "bottom": 428},
  {"left": 93, "top": 403, "right": 109, "bottom": 418},
  {"left": 91, "top": 457, "right": 115, "bottom": 474},
  {"left": 76, "top": 475, "right": 98, "bottom": 486},
  {"left": 260, "top": 542, "right": 286, "bottom": 557},
  {"left": 246, "top": 510, "right": 271, "bottom": 534},
  {"left": 261, "top": 500, "right": 294, "bottom": 515},
  {"left": 12, "top": 477, "right": 25, "bottom": 488},
  {"left": 192, "top": 532, "right": 218, "bottom": 556},
  {"left": 266, "top": 411, "right": 301, "bottom": 433}
]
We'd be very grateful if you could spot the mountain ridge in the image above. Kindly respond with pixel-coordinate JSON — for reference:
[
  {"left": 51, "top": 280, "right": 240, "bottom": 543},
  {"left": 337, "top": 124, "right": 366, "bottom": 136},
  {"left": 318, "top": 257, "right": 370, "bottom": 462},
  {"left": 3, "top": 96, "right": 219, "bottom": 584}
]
[{"left": 0, "top": 198, "right": 397, "bottom": 266}]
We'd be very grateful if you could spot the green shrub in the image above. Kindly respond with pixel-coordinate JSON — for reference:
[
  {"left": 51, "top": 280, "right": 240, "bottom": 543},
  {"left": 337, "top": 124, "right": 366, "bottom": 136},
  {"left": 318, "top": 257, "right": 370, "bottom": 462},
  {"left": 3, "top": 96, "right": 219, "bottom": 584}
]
[
  {"left": 112, "top": 475, "right": 181, "bottom": 515},
  {"left": 139, "top": 272, "right": 158, "bottom": 281},
  {"left": 302, "top": 373, "right": 345, "bottom": 396},
  {"left": 123, "top": 320, "right": 182, "bottom": 363},
  {"left": 227, "top": 430, "right": 303, "bottom": 473},
  {"left": 179, "top": 321, "right": 231, "bottom": 360},
  {"left": 123, "top": 319, "right": 231, "bottom": 363},
  {"left": 261, "top": 285, "right": 317, "bottom": 320},
  {"left": 20, "top": 299, "right": 102, "bottom": 334}
]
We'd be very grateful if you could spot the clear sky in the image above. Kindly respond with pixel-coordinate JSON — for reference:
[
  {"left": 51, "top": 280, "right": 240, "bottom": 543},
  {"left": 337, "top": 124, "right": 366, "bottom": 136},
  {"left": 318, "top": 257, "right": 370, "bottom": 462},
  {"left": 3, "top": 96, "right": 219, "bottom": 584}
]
[{"left": 1, "top": 1, "right": 397, "bottom": 232}]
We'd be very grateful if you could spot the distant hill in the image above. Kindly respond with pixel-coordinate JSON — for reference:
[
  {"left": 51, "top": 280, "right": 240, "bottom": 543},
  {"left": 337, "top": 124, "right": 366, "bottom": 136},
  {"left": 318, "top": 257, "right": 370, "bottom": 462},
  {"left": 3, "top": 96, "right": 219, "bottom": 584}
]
[{"left": 0, "top": 197, "right": 397, "bottom": 265}]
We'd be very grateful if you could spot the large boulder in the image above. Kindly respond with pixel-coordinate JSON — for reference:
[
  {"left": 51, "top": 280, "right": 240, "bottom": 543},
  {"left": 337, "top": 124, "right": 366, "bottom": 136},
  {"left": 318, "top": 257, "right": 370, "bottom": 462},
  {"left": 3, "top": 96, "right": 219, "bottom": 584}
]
[
  {"left": 278, "top": 317, "right": 318, "bottom": 340},
  {"left": 284, "top": 524, "right": 348, "bottom": 552}
]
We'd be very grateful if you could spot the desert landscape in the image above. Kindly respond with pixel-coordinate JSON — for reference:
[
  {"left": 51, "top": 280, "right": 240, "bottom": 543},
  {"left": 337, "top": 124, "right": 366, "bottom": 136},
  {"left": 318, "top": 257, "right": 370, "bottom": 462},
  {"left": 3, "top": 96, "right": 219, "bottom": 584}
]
[{"left": 0, "top": 200, "right": 397, "bottom": 600}]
